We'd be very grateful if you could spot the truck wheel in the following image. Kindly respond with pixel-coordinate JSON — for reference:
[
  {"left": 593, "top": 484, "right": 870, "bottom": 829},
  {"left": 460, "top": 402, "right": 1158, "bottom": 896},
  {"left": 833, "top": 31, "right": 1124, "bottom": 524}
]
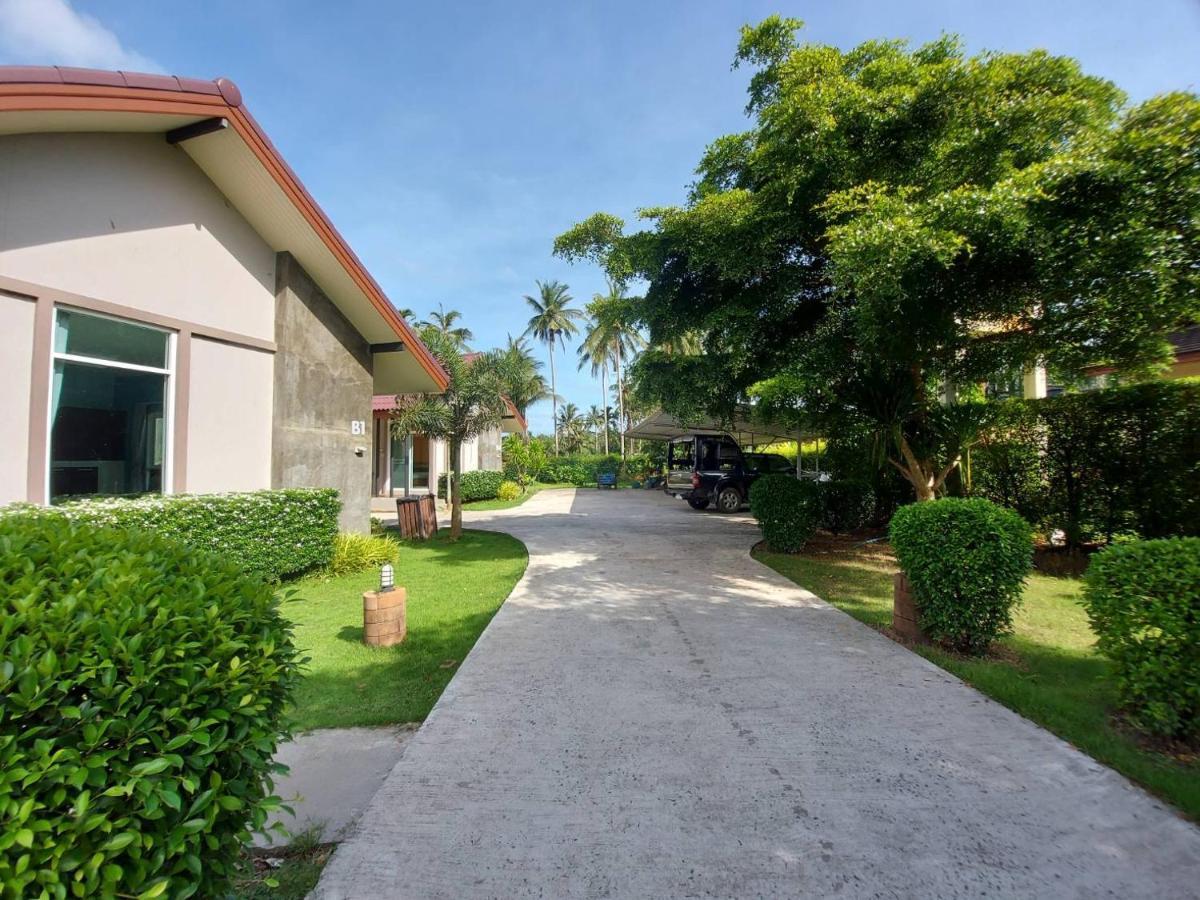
[
  {"left": 687, "top": 497, "right": 710, "bottom": 510},
  {"left": 716, "top": 487, "right": 742, "bottom": 513}
]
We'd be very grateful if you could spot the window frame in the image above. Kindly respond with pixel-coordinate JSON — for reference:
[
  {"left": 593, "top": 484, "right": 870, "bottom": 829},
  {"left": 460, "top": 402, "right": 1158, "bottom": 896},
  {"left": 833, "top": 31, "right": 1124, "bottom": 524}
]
[{"left": 46, "top": 305, "right": 177, "bottom": 502}]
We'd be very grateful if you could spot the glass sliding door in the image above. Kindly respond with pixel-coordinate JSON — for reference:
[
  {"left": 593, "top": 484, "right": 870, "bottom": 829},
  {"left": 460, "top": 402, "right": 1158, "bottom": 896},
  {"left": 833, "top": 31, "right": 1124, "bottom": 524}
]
[
  {"left": 49, "top": 308, "right": 172, "bottom": 502},
  {"left": 411, "top": 436, "right": 430, "bottom": 489},
  {"left": 389, "top": 432, "right": 409, "bottom": 495}
]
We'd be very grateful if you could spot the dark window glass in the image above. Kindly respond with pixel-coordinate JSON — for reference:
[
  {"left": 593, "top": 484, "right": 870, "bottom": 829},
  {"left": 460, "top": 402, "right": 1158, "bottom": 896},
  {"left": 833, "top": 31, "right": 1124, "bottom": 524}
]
[
  {"left": 50, "top": 359, "right": 167, "bottom": 502},
  {"left": 55, "top": 309, "right": 168, "bottom": 369}
]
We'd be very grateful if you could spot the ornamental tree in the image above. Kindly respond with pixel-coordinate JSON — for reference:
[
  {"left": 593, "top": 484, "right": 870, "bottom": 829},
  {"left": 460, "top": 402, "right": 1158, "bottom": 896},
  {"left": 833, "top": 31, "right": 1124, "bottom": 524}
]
[{"left": 555, "top": 17, "right": 1200, "bottom": 500}]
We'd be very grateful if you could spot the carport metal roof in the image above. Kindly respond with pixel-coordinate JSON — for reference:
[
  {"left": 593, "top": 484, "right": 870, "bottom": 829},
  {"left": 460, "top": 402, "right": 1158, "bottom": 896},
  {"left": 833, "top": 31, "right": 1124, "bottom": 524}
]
[{"left": 624, "top": 408, "right": 819, "bottom": 447}]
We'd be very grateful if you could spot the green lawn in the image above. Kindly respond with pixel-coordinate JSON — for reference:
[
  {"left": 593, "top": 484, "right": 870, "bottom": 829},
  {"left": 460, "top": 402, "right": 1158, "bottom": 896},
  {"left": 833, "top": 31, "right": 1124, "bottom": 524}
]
[
  {"left": 754, "top": 542, "right": 1200, "bottom": 820},
  {"left": 284, "top": 529, "right": 527, "bottom": 730},
  {"left": 460, "top": 482, "right": 574, "bottom": 511}
]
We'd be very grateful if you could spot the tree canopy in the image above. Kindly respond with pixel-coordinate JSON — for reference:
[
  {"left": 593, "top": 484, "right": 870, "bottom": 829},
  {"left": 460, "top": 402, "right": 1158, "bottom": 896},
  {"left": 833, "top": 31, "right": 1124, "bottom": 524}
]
[{"left": 554, "top": 17, "right": 1200, "bottom": 499}]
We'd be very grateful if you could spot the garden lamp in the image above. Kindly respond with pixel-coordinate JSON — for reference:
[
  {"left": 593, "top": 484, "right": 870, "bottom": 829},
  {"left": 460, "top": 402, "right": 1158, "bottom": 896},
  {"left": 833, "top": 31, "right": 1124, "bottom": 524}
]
[{"left": 380, "top": 563, "right": 395, "bottom": 593}]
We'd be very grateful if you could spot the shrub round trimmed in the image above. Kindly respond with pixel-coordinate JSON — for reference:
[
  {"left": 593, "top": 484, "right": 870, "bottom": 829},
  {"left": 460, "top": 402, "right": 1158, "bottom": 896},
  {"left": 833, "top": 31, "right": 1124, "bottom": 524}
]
[
  {"left": 497, "top": 480, "right": 521, "bottom": 502},
  {"left": 749, "top": 475, "right": 821, "bottom": 553},
  {"left": 0, "top": 513, "right": 302, "bottom": 899},
  {"left": 819, "top": 479, "right": 875, "bottom": 533},
  {"left": 1083, "top": 537, "right": 1200, "bottom": 740},
  {"left": 890, "top": 498, "right": 1032, "bottom": 655}
]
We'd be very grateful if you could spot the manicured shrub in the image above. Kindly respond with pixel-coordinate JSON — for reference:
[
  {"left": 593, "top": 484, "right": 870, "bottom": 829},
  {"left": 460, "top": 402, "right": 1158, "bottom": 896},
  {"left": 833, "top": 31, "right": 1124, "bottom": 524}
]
[
  {"left": 890, "top": 498, "right": 1032, "bottom": 654},
  {"left": 972, "top": 380, "right": 1200, "bottom": 545},
  {"left": 537, "top": 460, "right": 594, "bottom": 486},
  {"left": 328, "top": 532, "right": 400, "bottom": 576},
  {"left": 502, "top": 435, "right": 549, "bottom": 487},
  {"left": 0, "top": 513, "right": 301, "bottom": 899},
  {"left": 819, "top": 480, "right": 875, "bottom": 533},
  {"left": 55, "top": 489, "right": 340, "bottom": 580},
  {"left": 1083, "top": 537, "right": 1200, "bottom": 739},
  {"left": 749, "top": 475, "right": 822, "bottom": 553},
  {"left": 437, "top": 470, "right": 506, "bottom": 502},
  {"left": 497, "top": 480, "right": 522, "bottom": 501}
]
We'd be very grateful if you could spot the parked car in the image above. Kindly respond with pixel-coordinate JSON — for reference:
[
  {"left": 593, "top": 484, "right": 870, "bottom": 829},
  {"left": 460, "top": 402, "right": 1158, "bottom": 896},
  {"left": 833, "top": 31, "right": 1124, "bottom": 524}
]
[
  {"left": 665, "top": 434, "right": 759, "bottom": 513},
  {"left": 743, "top": 452, "right": 796, "bottom": 476}
]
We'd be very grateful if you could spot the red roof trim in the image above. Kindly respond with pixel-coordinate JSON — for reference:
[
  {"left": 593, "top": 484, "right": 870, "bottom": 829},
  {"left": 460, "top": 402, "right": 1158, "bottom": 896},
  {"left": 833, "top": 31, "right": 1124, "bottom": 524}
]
[{"left": 0, "top": 66, "right": 447, "bottom": 390}]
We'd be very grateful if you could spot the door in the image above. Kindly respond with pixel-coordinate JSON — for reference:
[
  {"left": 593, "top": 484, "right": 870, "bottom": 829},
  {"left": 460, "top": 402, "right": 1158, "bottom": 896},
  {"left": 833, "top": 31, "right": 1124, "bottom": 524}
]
[{"left": 390, "top": 433, "right": 409, "bottom": 495}]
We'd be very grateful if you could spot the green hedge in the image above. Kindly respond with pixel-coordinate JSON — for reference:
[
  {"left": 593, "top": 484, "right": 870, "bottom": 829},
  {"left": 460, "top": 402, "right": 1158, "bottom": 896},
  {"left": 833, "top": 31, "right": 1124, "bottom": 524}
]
[
  {"left": 891, "top": 498, "right": 1033, "bottom": 655},
  {"left": 437, "top": 470, "right": 505, "bottom": 502},
  {"left": 0, "top": 513, "right": 301, "bottom": 898},
  {"left": 749, "top": 475, "right": 822, "bottom": 553},
  {"left": 818, "top": 480, "right": 875, "bottom": 533},
  {"left": 53, "top": 489, "right": 340, "bottom": 581},
  {"left": 1083, "top": 537, "right": 1200, "bottom": 740},
  {"left": 972, "top": 380, "right": 1200, "bottom": 545}
]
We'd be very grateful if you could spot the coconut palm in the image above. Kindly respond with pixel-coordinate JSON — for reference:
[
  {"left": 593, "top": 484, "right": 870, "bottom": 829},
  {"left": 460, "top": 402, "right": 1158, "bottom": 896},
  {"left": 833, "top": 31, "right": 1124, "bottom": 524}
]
[
  {"left": 422, "top": 303, "right": 473, "bottom": 348},
  {"left": 555, "top": 402, "right": 587, "bottom": 454},
  {"left": 495, "top": 333, "right": 550, "bottom": 426},
  {"left": 523, "top": 280, "right": 583, "bottom": 454},
  {"left": 583, "top": 279, "right": 645, "bottom": 456},
  {"left": 585, "top": 404, "right": 607, "bottom": 452},
  {"left": 577, "top": 324, "right": 615, "bottom": 455}
]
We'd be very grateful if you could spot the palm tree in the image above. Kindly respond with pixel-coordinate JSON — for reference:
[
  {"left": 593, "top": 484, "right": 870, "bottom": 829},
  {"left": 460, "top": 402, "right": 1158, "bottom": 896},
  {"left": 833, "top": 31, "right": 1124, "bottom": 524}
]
[
  {"left": 523, "top": 280, "right": 583, "bottom": 454},
  {"left": 422, "top": 303, "right": 473, "bottom": 348},
  {"left": 583, "top": 279, "right": 645, "bottom": 457},
  {"left": 577, "top": 322, "right": 615, "bottom": 455},
  {"left": 586, "top": 404, "right": 606, "bottom": 452},
  {"left": 555, "top": 402, "right": 587, "bottom": 454},
  {"left": 495, "top": 333, "right": 550, "bottom": 427}
]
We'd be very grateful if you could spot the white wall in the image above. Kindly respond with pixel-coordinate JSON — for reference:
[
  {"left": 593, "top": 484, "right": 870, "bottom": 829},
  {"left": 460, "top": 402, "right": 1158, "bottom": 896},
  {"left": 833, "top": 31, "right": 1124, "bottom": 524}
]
[
  {"left": 186, "top": 337, "right": 274, "bottom": 493},
  {"left": 0, "top": 294, "right": 35, "bottom": 505},
  {"left": 0, "top": 133, "right": 276, "bottom": 342}
]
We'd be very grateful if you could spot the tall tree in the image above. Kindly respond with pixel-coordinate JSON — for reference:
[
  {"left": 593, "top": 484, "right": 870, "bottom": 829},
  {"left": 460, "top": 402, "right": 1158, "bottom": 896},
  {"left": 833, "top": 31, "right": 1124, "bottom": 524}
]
[
  {"left": 577, "top": 316, "right": 614, "bottom": 454},
  {"left": 582, "top": 280, "right": 645, "bottom": 457},
  {"left": 555, "top": 402, "right": 587, "bottom": 453},
  {"left": 388, "top": 329, "right": 509, "bottom": 538},
  {"left": 523, "top": 280, "right": 583, "bottom": 454},
  {"left": 585, "top": 404, "right": 607, "bottom": 452},
  {"left": 495, "top": 333, "right": 550, "bottom": 426},
  {"left": 422, "top": 303, "right": 474, "bottom": 348},
  {"left": 556, "top": 17, "right": 1200, "bottom": 500}
]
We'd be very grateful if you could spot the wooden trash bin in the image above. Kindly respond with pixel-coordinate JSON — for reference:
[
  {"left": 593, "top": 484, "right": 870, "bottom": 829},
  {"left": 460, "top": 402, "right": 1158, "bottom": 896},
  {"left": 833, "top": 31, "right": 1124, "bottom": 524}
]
[{"left": 396, "top": 495, "right": 438, "bottom": 540}]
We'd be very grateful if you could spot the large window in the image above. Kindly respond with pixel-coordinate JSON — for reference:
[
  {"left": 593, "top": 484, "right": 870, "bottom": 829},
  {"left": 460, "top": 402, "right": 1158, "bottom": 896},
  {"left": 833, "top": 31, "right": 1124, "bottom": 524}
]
[{"left": 49, "top": 308, "right": 174, "bottom": 502}]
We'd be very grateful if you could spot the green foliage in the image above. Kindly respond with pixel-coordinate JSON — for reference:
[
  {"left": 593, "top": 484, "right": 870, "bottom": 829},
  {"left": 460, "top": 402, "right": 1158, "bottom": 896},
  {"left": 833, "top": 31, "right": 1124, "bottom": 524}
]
[
  {"left": 502, "top": 434, "right": 549, "bottom": 487},
  {"left": 556, "top": 19, "right": 1200, "bottom": 502},
  {"left": 535, "top": 454, "right": 624, "bottom": 486},
  {"left": 0, "top": 513, "right": 301, "bottom": 899},
  {"left": 54, "top": 489, "right": 339, "bottom": 580},
  {"left": 818, "top": 480, "right": 875, "bottom": 533},
  {"left": 496, "top": 481, "right": 522, "bottom": 502},
  {"left": 972, "top": 380, "right": 1200, "bottom": 545},
  {"left": 327, "top": 533, "right": 399, "bottom": 577},
  {"left": 1083, "top": 538, "right": 1200, "bottom": 740},
  {"left": 890, "top": 498, "right": 1033, "bottom": 654},
  {"left": 437, "top": 470, "right": 505, "bottom": 503},
  {"left": 748, "top": 475, "right": 821, "bottom": 552}
]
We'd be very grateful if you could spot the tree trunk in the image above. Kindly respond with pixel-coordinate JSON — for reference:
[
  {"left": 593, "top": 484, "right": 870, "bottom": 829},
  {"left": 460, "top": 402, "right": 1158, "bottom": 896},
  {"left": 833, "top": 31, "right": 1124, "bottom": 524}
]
[
  {"left": 601, "top": 363, "right": 609, "bottom": 455},
  {"left": 449, "top": 437, "right": 463, "bottom": 540},
  {"left": 889, "top": 431, "right": 960, "bottom": 502},
  {"left": 616, "top": 341, "right": 625, "bottom": 459},
  {"left": 549, "top": 341, "right": 559, "bottom": 455}
]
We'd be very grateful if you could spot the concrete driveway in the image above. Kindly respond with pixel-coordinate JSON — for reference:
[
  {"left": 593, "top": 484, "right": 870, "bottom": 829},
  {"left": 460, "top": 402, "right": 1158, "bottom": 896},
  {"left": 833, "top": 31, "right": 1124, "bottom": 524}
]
[{"left": 315, "top": 488, "right": 1200, "bottom": 898}]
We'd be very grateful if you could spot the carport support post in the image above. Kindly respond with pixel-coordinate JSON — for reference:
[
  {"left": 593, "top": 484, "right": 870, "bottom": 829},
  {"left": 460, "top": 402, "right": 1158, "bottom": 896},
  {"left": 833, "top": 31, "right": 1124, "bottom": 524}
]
[{"left": 796, "top": 430, "right": 804, "bottom": 478}]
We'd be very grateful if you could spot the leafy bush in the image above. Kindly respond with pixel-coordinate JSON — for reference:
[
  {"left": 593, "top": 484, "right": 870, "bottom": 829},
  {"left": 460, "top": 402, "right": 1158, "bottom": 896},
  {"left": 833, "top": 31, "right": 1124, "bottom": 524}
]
[
  {"left": 0, "top": 513, "right": 301, "bottom": 899},
  {"left": 890, "top": 498, "right": 1032, "bottom": 654},
  {"left": 328, "top": 532, "right": 399, "bottom": 576},
  {"left": 497, "top": 480, "right": 522, "bottom": 501},
  {"left": 437, "top": 470, "right": 506, "bottom": 502},
  {"left": 1083, "top": 538, "right": 1200, "bottom": 739},
  {"left": 538, "top": 460, "right": 594, "bottom": 486},
  {"left": 749, "top": 475, "right": 822, "bottom": 553},
  {"left": 54, "top": 489, "right": 340, "bottom": 580},
  {"left": 819, "top": 480, "right": 875, "bottom": 533},
  {"left": 502, "top": 435, "right": 549, "bottom": 487},
  {"left": 972, "top": 380, "right": 1200, "bottom": 545}
]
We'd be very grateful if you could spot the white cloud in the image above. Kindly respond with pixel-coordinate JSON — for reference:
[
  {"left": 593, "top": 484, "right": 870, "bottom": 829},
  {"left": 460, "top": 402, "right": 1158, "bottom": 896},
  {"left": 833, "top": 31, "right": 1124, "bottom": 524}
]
[{"left": 0, "top": 0, "right": 160, "bottom": 71}]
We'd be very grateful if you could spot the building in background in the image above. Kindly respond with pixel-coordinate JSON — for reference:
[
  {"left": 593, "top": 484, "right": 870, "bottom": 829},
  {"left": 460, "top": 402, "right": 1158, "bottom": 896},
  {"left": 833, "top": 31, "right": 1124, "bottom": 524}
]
[{"left": 0, "top": 67, "right": 448, "bottom": 532}]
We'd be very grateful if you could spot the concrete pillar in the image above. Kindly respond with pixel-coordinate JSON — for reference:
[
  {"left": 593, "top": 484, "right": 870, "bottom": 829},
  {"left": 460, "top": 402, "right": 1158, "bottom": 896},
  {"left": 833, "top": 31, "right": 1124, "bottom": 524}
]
[{"left": 1022, "top": 365, "right": 1047, "bottom": 400}]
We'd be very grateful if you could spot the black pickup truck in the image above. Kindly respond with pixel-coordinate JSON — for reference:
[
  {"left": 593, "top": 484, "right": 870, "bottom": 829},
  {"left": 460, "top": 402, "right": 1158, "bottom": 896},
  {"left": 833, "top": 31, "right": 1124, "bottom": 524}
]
[{"left": 664, "top": 434, "right": 783, "bottom": 512}]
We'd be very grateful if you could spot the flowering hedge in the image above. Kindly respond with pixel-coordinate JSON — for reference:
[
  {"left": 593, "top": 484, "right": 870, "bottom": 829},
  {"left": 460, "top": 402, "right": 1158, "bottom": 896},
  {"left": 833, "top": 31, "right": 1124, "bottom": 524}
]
[{"left": 53, "top": 489, "right": 340, "bottom": 580}]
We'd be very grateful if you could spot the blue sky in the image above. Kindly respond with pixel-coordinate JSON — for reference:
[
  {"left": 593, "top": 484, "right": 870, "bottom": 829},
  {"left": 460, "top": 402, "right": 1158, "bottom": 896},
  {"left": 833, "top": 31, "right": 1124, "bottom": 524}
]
[{"left": 2, "top": 1, "right": 1199, "bottom": 434}]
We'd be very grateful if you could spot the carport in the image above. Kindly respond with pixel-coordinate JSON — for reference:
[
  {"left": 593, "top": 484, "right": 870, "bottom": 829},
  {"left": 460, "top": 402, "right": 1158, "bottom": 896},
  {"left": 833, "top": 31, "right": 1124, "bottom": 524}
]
[{"left": 625, "top": 407, "right": 824, "bottom": 478}]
